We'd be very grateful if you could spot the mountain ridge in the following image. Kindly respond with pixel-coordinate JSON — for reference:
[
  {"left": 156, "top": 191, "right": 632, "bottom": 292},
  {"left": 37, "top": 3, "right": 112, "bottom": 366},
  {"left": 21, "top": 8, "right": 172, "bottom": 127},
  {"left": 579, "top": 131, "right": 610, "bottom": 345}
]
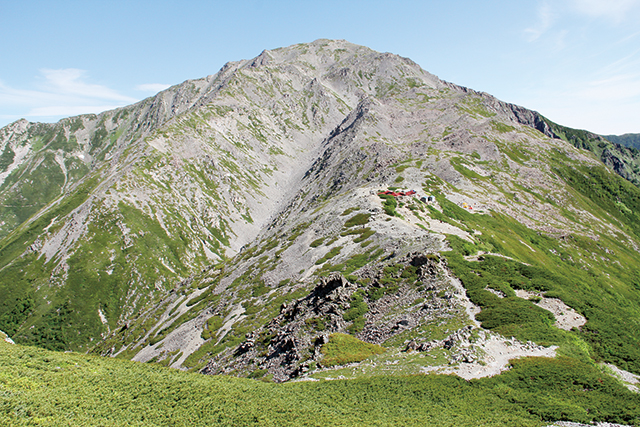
[
  {"left": 605, "top": 133, "right": 640, "bottom": 150},
  {"left": 1, "top": 41, "right": 639, "bottom": 403}
]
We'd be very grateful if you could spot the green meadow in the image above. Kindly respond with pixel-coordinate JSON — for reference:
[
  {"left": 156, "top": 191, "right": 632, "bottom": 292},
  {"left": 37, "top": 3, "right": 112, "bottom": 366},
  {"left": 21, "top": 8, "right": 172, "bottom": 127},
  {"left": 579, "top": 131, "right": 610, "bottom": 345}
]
[{"left": 1, "top": 339, "right": 638, "bottom": 426}]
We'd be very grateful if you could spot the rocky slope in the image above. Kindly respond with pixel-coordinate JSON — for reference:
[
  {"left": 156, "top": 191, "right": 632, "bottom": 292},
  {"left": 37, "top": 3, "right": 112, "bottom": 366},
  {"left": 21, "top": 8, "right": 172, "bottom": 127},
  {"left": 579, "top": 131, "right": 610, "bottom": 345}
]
[
  {"left": 538, "top": 120, "right": 640, "bottom": 187},
  {"left": 1, "top": 40, "right": 640, "bottom": 396}
]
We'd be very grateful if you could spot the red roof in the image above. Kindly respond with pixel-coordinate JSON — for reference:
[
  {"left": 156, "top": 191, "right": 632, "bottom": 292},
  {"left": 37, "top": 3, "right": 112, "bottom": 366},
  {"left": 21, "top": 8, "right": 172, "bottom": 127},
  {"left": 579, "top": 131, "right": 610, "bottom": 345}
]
[{"left": 378, "top": 190, "right": 416, "bottom": 197}]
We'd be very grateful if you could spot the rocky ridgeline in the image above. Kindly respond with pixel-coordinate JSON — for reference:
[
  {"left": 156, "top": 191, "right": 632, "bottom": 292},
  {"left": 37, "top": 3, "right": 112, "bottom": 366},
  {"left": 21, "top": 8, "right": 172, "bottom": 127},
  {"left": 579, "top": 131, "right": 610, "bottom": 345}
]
[{"left": 201, "top": 253, "right": 479, "bottom": 382}]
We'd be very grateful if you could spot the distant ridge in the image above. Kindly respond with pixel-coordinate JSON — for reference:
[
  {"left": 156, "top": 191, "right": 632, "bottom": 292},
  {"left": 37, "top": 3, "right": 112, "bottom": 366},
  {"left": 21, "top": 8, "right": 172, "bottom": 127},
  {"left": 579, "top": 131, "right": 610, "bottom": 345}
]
[{"left": 604, "top": 133, "right": 640, "bottom": 150}]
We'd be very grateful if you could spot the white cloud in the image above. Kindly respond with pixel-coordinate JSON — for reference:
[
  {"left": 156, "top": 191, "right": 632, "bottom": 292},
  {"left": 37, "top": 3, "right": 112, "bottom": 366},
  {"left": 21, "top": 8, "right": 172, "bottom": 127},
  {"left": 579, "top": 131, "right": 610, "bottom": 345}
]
[
  {"left": 0, "top": 69, "right": 138, "bottom": 126},
  {"left": 525, "top": 1, "right": 640, "bottom": 45},
  {"left": 597, "top": 49, "right": 640, "bottom": 76},
  {"left": 28, "top": 105, "right": 129, "bottom": 117},
  {"left": 567, "top": 0, "right": 640, "bottom": 21},
  {"left": 519, "top": 67, "right": 640, "bottom": 134},
  {"left": 135, "top": 83, "right": 171, "bottom": 93},
  {"left": 39, "top": 68, "right": 136, "bottom": 102},
  {"left": 524, "top": 2, "right": 555, "bottom": 41},
  {"left": 541, "top": 98, "right": 640, "bottom": 135},
  {"left": 616, "top": 30, "right": 640, "bottom": 44},
  {"left": 582, "top": 51, "right": 640, "bottom": 105}
]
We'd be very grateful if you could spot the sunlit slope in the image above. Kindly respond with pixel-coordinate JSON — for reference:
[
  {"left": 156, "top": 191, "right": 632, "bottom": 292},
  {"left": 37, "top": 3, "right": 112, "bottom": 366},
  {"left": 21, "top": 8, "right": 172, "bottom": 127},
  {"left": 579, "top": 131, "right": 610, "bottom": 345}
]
[
  {"left": 0, "top": 39, "right": 639, "bottom": 398},
  {"left": 86, "top": 44, "right": 640, "bottom": 388},
  {"left": 1, "top": 338, "right": 639, "bottom": 426}
]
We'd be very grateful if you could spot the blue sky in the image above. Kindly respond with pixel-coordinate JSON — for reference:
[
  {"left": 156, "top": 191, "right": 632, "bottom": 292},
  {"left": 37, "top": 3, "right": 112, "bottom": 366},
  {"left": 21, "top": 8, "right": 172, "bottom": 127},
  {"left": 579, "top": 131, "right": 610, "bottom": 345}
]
[{"left": 1, "top": 0, "right": 639, "bottom": 134}]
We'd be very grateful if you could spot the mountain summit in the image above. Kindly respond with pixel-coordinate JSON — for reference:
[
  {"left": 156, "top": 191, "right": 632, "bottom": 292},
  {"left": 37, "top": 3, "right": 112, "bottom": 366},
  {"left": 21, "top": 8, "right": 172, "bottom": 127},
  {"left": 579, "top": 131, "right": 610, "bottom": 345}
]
[{"left": 1, "top": 40, "right": 639, "bottom": 406}]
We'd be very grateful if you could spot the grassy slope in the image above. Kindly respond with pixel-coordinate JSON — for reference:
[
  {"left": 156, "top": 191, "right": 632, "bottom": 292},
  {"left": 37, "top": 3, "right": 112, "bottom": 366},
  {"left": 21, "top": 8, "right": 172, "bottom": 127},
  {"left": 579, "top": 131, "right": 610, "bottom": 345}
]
[
  {"left": 1, "top": 339, "right": 638, "bottom": 426},
  {"left": 0, "top": 116, "right": 120, "bottom": 241},
  {"left": 436, "top": 165, "right": 640, "bottom": 374},
  {"left": 2, "top": 45, "right": 640, "bottom": 425},
  {"left": 0, "top": 175, "right": 213, "bottom": 352},
  {"left": 542, "top": 117, "right": 640, "bottom": 187},
  {"left": 96, "top": 155, "right": 640, "bottom": 380},
  {"left": 0, "top": 118, "right": 237, "bottom": 352}
]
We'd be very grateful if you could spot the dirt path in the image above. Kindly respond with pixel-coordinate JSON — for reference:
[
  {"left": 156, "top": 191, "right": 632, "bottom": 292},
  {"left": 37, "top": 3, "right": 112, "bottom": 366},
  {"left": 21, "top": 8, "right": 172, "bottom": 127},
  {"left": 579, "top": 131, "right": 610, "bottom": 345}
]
[
  {"left": 441, "top": 265, "right": 481, "bottom": 327},
  {"left": 464, "top": 251, "right": 522, "bottom": 263},
  {"left": 515, "top": 290, "right": 586, "bottom": 331},
  {"left": 604, "top": 363, "right": 639, "bottom": 393},
  {"left": 421, "top": 267, "right": 557, "bottom": 380},
  {"left": 422, "top": 332, "right": 557, "bottom": 380}
]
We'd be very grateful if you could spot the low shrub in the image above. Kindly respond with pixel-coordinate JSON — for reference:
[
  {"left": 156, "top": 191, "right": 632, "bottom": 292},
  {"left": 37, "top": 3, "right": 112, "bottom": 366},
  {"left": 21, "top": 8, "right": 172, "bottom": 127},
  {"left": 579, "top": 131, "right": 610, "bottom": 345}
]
[
  {"left": 321, "top": 333, "right": 385, "bottom": 367},
  {"left": 315, "top": 246, "right": 343, "bottom": 265},
  {"left": 344, "top": 213, "right": 371, "bottom": 227},
  {"left": 310, "top": 237, "right": 325, "bottom": 247},
  {"left": 343, "top": 291, "right": 368, "bottom": 321}
]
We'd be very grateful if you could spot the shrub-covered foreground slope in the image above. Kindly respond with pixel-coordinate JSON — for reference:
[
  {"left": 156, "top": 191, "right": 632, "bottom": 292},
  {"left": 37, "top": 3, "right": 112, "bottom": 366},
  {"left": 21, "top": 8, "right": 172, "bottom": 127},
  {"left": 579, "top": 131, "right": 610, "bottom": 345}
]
[{"left": 1, "top": 338, "right": 639, "bottom": 426}]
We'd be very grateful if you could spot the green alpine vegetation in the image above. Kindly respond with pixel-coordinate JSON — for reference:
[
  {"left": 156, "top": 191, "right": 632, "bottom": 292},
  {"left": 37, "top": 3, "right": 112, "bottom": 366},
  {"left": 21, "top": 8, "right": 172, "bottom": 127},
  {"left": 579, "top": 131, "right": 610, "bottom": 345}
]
[
  {"left": 1, "top": 339, "right": 639, "bottom": 426},
  {"left": 542, "top": 117, "right": 640, "bottom": 187},
  {"left": 604, "top": 133, "right": 640, "bottom": 150}
]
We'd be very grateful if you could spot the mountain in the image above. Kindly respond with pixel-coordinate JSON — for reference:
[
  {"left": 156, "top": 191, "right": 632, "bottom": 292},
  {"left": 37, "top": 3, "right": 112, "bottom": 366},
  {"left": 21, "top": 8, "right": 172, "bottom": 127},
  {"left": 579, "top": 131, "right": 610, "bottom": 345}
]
[
  {"left": 1, "top": 39, "right": 640, "bottom": 423},
  {"left": 604, "top": 133, "right": 640, "bottom": 150},
  {"left": 532, "top": 120, "right": 640, "bottom": 187}
]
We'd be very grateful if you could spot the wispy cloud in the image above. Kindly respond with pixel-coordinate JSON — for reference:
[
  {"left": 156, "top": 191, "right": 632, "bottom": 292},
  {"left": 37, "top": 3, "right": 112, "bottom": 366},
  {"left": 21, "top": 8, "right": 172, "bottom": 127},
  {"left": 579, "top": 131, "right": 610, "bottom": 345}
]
[
  {"left": 596, "top": 49, "right": 640, "bottom": 76},
  {"left": 135, "top": 83, "right": 171, "bottom": 93},
  {"left": 521, "top": 65, "right": 640, "bottom": 134},
  {"left": 567, "top": 0, "right": 640, "bottom": 22},
  {"left": 525, "top": 1, "right": 640, "bottom": 44},
  {"left": 38, "top": 69, "right": 136, "bottom": 103},
  {"left": 524, "top": 2, "right": 555, "bottom": 41},
  {"left": 578, "top": 73, "right": 640, "bottom": 101},
  {"left": 0, "top": 69, "right": 138, "bottom": 125},
  {"left": 616, "top": 29, "right": 640, "bottom": 44},
  {"left": 27, "top": 105, "right": 131, "bottom": 117}
]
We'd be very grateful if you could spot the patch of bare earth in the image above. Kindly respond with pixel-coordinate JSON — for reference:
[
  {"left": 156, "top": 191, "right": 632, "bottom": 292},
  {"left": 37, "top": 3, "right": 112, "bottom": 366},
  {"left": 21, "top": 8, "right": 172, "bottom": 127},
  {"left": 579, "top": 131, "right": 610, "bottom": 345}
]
[
  {"left": 422, "top": 331, "right": 557, "bottom": 380},
  {"left": 515, "top": 290, "right": 586, "bottom": 331},
  {"left": 604, "top": 363, "right": 640, "bottom": 393}
]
